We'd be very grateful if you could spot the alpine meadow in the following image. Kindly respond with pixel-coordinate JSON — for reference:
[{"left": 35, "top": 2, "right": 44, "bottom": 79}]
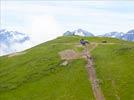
[
  {"left": 1, "top": 1, "right": 134, "bottom": 100},
  {"left": 0, "top": 36, "right": 134, "bottom": 100}
]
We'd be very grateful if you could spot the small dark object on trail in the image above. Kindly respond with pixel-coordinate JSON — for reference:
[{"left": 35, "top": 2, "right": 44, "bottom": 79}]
[
  {"left": 89, "top": 56, "right": 92, "bottom": 60},
  {"left": 80, "top": 39, "right": 89, "bottom": 46},
  {"left": 102, "top": 40, "right": 107, "bottom": 43}
]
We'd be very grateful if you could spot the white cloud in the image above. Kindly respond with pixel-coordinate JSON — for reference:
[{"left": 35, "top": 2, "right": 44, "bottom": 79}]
[
  {"left": 28, "top": 15, "right": 63, "bottom": 44},
  {"left": 1, "top": 1, "right": 134, "bottom": 37},
  {"left": 1, "top": 1, "right": 64, "bottom": 45}
]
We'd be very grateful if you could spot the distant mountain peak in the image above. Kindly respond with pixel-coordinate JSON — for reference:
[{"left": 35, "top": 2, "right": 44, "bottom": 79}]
[
  {"left": 63, "top": 29, "right": 94, "bottom": 37},
  {"left": 64, "top": 28, "right": 134, "bottom": 41},
  {"left": 101, "top": 29, "right": 134, "bottom": 41},
  {"left": 102, "top": 31, "right": 124, "bottom": 38}
]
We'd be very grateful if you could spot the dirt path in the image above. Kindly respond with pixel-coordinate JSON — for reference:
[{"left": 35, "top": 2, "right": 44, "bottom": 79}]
[{"left": 83, "top": 45, "right": 105, "bottom": 100}]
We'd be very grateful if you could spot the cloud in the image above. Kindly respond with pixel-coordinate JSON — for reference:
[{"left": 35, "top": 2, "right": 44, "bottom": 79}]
[
  {"left": 1, "top": 0, "right": 134, "bottom": 37},
  {"left": 27, "top": 15, "right": 63, "bottom": 45},
  {"left": 1, "top": 15, "right": 64, "bottom": 45},
  {"left": 1, "top": 1, "right": 64, "bottom": 44}
]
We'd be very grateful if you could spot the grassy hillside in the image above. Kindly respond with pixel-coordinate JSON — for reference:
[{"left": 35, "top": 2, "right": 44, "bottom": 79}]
[
  {"left": 0, "top": 36, "right": 134, "bottom": 100},
  {"left": 0, "top": 36, "right": 94, "bottom": 100},
  {"left": 90, "top": 40, "right": 134, "bottom": 100}
]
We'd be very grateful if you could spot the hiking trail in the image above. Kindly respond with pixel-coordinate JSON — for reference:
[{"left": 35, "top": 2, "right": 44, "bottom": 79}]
[{"left": 83, "top": 44, "right": 105, "bottom": 100}]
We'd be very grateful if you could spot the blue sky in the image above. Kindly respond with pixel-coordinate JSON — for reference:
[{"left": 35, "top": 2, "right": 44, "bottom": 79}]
[{"left": 1, "top": 0, "right": 134, "bottom": 44}]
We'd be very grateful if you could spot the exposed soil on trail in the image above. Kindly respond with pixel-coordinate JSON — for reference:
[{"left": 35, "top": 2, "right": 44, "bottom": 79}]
[{"left": 83, "top": 45, "right": 105, "bottom": 100}]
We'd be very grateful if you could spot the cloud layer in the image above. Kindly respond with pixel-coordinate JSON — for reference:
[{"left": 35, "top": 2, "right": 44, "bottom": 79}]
[{"left": 1, "top": 1, "right": 134, "bottom": 44}]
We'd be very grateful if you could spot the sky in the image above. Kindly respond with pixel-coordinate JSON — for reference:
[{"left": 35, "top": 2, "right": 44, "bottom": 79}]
[{"left": 1, "top": 0, "right": 134, "bottom": 44}]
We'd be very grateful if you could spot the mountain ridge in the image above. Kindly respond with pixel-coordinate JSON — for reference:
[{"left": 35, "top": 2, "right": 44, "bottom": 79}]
[
  {"left": 1, "top": 28, "right": 134, "bottom": 56},
  {"left": 63, "top": 29, "right": 94, "bottom": 37},
  {"left": 63, "top": 29, "right": 134, "bottom": 41}
]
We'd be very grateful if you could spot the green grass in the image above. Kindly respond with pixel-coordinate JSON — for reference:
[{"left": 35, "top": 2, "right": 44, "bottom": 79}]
[
  {"left": 91, "top": 43, "right": 134, "bottom": 100},
  {"left": 0, "top": 36, "right": 94, "bottom": 100},
  {"left": 0, "top": 36, "right": 134, "bottom": 100},
  {"left": 52, "top": 36, "right": 129, "bottom": 44}
]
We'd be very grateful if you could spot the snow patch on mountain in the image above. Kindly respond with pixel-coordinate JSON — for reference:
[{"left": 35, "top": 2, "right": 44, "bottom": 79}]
[
  {"left": 100, "top": 29, "right": 134, "bottom": 41},
  {"left": 102, "top": 32, "right": 124, "bottom": 39},
  {"left": 63, "top": 29, "right": 134, "bottom": 41},
  {"left": 63, "top": 29, "right": 94, "bottom": 37}
]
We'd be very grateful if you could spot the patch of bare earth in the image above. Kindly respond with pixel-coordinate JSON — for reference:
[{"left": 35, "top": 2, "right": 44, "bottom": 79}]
[
  {"left": 8, "top": 52, "right": 26, "bottom": 57},
  {"left": 59, "top": 49, "right": 80, "bottom": 60}
]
